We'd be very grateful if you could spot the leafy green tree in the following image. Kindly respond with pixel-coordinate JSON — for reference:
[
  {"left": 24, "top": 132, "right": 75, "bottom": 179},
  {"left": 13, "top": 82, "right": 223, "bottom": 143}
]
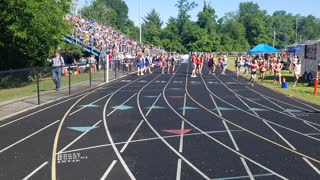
[
  {"left": 238, "top": 2, "right": 271, "bottom": 47},
  {"left": 175, "top": 0, "right": 198, "bottom": 34},
  {"left": 197, "top": 1, "right": 217, "bottom": 34},
  {"left": 142, "top": 9, "right": 163, "bottom": 45},
  {"left": 0, "top": 0, "right": 72, "bottom": 70}
]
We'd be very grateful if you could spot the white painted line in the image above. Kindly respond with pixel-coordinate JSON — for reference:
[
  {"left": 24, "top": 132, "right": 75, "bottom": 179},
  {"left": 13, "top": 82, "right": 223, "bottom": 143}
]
[
  {"left": 137, "top": 65, "right": 211, "bottom": 180},
  {"left": 262, "top": 120, "right": 296, "bottom": 150},
  {"left": 210, "top": 86, "right": 254, "bottom": 179},
  {"left": 235, "top": 94, "right": 259, "bottom": 117},
  {"left": 120, "top": 120, "right": 144, "bottom": 153},
  {"left": 69, "top": 92, "right": 112, "bottom": 116},
  {"left": 305, "top": 133, "right": 320, "bottom": 136},
  {"left": 145, "top": 93, "right": 162, "bottom": 117},
  {"left": 222, "top": 121, "right": 240, "bottom": 151},
  {"left": 61, "top": 130, "right": 245, "bottom": 154},
  {"left": 22, "top": 161, "right": 48, "bottom": 180},
  {"left": 210, "top": 94, "right": 222, "bottom": 117},
  {"left": 106, "top": 93, "right": 137, "bottom": 117},
  {"left": 100, "top": 160, "right": 117, "bottom": 180},
  {"left": 304, "top": 121, "right": 320, "bottom": 132},
  {"left": 206, "top": 75, "right": 320, "bottom": 143},
  {"left": 182, "top": 93, "right": 187, "bottom": 116},
  {"left": 179, "top": 121, "right": 185, "bottom": 153},
  {"left": 57, "top": 120, "right": 102, "bottom": 154},
  {"left": 176, "top": 159, "right": 182, "bottom": 180},
  {"left": 0, "top": 94, "right": 82, "bottom": 128},
  {"left": 240, "top": 157, "right": 254, "bottom": 180},
  {"left": 216, "top": 75, "right": 320, "bottom": 175},
  {"left": 0, "top": 120, "right": 60, "bottom": 153},
  {"left": 303, "top": 157, "right": 320, "bottom": 175},
  {"left": 102, "top": 73, "right": 157, "bottom": 180}
]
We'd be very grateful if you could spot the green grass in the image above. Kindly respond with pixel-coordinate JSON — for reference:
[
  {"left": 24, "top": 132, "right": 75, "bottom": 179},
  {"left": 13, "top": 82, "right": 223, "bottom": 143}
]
[
  {"left": 227, "top": 56, "right": 320, "bottom": 105},
  {"left": 0, "top": 71, "right": 105, "bottom": 102}
]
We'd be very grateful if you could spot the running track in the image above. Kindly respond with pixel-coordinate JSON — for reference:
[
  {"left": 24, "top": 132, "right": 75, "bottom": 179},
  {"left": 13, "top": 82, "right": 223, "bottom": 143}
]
[{"left": 1, "top": 61, "right": 320, "bottom": 180}]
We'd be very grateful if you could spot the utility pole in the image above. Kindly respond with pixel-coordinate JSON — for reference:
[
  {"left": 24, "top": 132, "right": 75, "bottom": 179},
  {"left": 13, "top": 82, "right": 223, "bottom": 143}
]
[
  {"left": 296, "top": 18, "right": 298, "bottom": 42},
  {"left": 139, "top": 0, "right": 142, "bottom": 44}
]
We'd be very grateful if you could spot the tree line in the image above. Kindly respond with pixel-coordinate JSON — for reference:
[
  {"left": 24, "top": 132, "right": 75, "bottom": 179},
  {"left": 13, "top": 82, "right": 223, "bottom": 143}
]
[{"left": 81, "top": 0, "right": 320, "bottom": 53}]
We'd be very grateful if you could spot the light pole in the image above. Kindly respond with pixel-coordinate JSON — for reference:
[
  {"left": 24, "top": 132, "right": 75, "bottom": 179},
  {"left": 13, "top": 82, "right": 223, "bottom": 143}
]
[{"left": 139, "top": 0, "right": 142, "bottom": 44}]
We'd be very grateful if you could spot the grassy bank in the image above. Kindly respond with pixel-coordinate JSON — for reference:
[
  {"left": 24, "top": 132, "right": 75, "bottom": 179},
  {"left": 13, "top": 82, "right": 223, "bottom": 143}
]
[
  {"left": 226, "top": 56, "right": 320, "bottom": 105},
  {"left": 0, "top": 71, "right": 105, "bottom": 102}
]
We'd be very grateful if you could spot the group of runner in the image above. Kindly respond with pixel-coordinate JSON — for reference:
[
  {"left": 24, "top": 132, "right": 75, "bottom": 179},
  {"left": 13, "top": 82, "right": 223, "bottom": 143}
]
[
  {"left": 235, "top": 54, "right": 301, "bottom": 87},
  {"left": 136, "top": 54, "right": 153, "bottom": 76},
  {"left": 136, "top": 53, "right": 177, "bottom": 76},
  {"left": 189, "top": 52, "right": 302, "bottom": 87},
  {"left": 191, "top": 53, "right": 228, "bottom": 78}
]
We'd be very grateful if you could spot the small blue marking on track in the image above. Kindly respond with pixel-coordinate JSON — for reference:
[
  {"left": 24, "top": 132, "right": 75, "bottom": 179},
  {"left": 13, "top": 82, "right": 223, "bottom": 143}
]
[
  {"left": 112, "top": 105, "right": 134, "bottom": 110},
  {"left": 67, "top": 126, "right": 98, "bottom": 133}
]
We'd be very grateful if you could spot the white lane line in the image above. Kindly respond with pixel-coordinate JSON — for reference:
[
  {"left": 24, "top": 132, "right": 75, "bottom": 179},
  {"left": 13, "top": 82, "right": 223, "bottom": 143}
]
[
  {"left": 106, "top": 93, "right": 137, "bottom": 117},
  {"left": 189, "top": 75, "right": 287, "bottom": 179},
  {"left": 100, "top": 160, "right": 117, "bottom": 180},
  {"left": 240, "top": 157, "right": 254, "bottom": 180},
  {"left": 137, "top": 65, "right": 211, "bottom": 180},
  {"left": 61, "top": 130, "right": 245, "bottom": 154},
  {"left": 182, "top": 93, "right": 187, "bottom": 116},
  {"left": 0, "top": 120, "right": 60, "bottom": 153},
  {"left": 210, "top": 94, "right": 222, "bottom": 117},
  {"left": 248, "top": 89, "right": 296, "bottom": 117},
  {"left": 120, "top": 120, "right": 144, "bottom": 153},
  {"left": 303, "top": 157, "right": 320, "bottom": 175},
  {"left": 305, "top": 121, "right": 320, "bottom": 128},
  {"left": 305, "top": 133, "right": 320, "bottom": 136},
  {"left": 216, "top": 75, "right": 320, "bottom": 175},
  {"left": 230, "top": 77, "right": 313, "bottom": 113},
  {"left": 0, "top": 94, "right": 83, "bottom": 128},
  {"left": 234, "top": 95, "right": 259, "bottom": 117},
  {"left": 304, "top": 121, "right": 320, "bottom": 132},
  {"left": 222, "top": 121, "right": 240, "bottom": 151},
  {"left": 210, "top": 84, "right": 254, "bottom": 179},
  {"left": 207, "top": 75, "right": 320, "bottom": 143},
  {"left": 22, "top": 161, "right": 48, "bottom": 180},
  {"left": 57, "top": 120, "right": 102, "bottom": 154},
  {"left": 262, "top": 121, "right": 296, "bottom": 150},
  {"left": 179, "top": 121, "right": 185, "bottom": 153},
  {"left": 145, "top": 93, "right": 162, "bottom": 117},
  {"left": 102, "top": 73, "right": 158, "bottom": 180},
  {"left": 176, "top": 159, "right": 182, "bottom": 180},
  {"left": 69, "top": 92, "right": 112, "bottom": 116}
]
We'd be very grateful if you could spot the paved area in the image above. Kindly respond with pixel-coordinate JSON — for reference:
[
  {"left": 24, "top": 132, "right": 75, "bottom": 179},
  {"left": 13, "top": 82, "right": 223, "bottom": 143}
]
[
  {"left": 0, "top": 70, "right": 128, "bottom": 121},
  {"left": 1, "top": 62, "right": 320, "bottom": 180}
]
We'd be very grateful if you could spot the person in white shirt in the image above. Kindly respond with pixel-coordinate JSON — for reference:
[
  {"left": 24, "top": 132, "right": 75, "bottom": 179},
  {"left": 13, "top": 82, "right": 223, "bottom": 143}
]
[
  {"left": 48, "top": 51, "right": 65, "bottom": 91},
  {"left": 293, "top": 60, "right": 302, "bottom": 87}
]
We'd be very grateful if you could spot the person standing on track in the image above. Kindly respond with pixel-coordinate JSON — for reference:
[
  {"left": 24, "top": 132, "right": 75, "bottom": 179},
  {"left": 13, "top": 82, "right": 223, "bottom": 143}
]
[
  {"left": 259, "top": 60, "right": 267, "bottom": 81},
  {"left": 221, "top": 55, "right": 228, "bottom": 75},
  {"left": 236, "top": 55, "right": 245, "bottom": 77},
  {"left": 161, "top": 54, "right": 167, "bottom": 74},
  {"left": 208, "top": 54, "right": 215, "bottom": 75},
  {"left": 168, "top": 55, "right": 176, "bottom": 74},
  {"left": 48, "top": 51, "right": 65, "bottom": 91},
  {"left": 191, "top": 53, "right": 198, "bottom": 78},
  {"left": 199, "top": 54, "right": 204, "bottom": 74},
  {"left": 250, "top": 59, "right": 259, "bottom": 86},
  {"left": 293, "top": 59, "right": 302, "bottom": 87},
  {"left": 136, "top": 54, "right": 143, "bottom": 76},
  {"left": 273, "top": 59, "right": 283, "bottom": 84},
  {"left": 144, "top": 54, "right": 152, "bottom": 74}
]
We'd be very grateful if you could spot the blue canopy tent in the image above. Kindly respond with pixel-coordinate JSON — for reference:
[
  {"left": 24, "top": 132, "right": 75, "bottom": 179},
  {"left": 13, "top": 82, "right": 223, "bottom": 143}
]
[{"left": 249, "top": 43, "right": 279, "bottom": 54}]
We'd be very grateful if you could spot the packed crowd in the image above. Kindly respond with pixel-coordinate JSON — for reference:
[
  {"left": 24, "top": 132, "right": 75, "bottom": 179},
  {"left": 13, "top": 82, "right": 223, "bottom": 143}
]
[
  {"left": 64, "top": 14, "right": 163, "bottom": 57},
  {"left": 190, "top": 53, "right": 302, "bottom": 87}
]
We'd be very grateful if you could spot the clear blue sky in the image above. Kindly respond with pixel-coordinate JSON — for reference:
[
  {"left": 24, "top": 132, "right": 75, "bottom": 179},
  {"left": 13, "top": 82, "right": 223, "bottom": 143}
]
[{"left": 78, "top": 0, "right": 320, "bottom": 26}]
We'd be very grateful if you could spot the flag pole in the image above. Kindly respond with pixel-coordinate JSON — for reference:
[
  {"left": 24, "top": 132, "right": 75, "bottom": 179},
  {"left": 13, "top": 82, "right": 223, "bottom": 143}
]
[{"left": 139, "top": 0, "right": 142, "bottom": 45}]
